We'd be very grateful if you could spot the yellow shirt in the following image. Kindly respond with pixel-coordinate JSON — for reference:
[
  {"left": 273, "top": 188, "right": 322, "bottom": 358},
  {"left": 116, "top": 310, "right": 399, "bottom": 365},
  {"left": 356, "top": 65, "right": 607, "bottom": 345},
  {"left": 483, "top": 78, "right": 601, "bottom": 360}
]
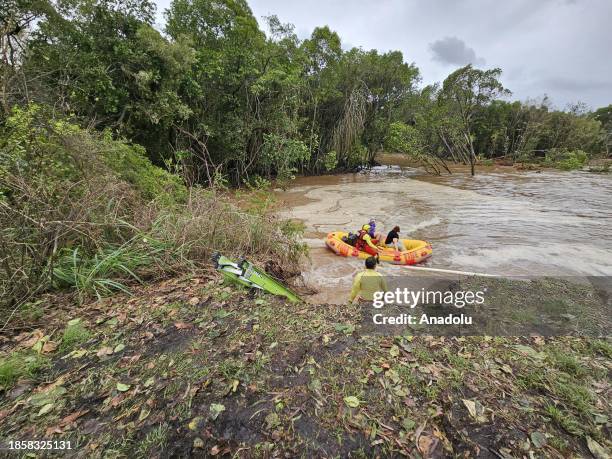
[
  {"left": 349, "top": 269, "right": 388, "bottom": 302},
  {"left": 361, "top": 233, "right": 379, "bottom": 250}
]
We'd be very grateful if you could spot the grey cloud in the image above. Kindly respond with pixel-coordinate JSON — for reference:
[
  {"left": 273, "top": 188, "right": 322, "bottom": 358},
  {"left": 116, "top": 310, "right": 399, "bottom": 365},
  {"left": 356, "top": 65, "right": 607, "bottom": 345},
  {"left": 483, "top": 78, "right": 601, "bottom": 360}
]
[
  {"left": 540, "top": 76, "right": 610, "bottom": 92},
  {"left": 429, "top": 37, "right": 485, "bottom": 66}
]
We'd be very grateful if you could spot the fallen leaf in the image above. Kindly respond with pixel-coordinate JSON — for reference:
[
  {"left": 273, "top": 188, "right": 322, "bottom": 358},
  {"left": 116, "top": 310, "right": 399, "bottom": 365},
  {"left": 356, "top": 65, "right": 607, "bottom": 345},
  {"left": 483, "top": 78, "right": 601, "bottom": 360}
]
[
  {"left": 402, "top": 417, "right": 416, "bottom": 431},
  {"left": 113, "top": 343, "right": 125, "bottom": 353},
  {"left": 66, "top": 348, "right": 87, "bottom": 359},
  {"left": 45, "top": 425, "right": 63, "bottom": 436},
  {"left": 209, "top": 403, "right": 225, "bottom": 420},
  {"left": 210, "top": 445, "right": 221, "bottom": 456},
  {"left": 116, "top": 383, "right": 131, "bottom": 392},
  {"left": 188, "top": 297, "right": 200, "bottom": 306},
  {"left": 587, "top": 436, "right": 609, "bottom": 459},
  {"left": 265, "top": 412, "right": 280, "bottom": 429},
  {"left": 417, "top": 434, "right": 439, "bottom": 456},
  {"left": 60, "top": 409, "right": 89, "bottom": 426},
  {"left": 500, "top": 364, "right": 513, "bottom": 374},
  {"left": 530, "top": 431, "right": 547, "bottom": 448},
  {"left": 462, "top": 399, "right": 487, "bottom": 422},
  {"left": 138, "top": 407, "right": 150, "bottom": 422},
  {"left": 188, "top": 416, "right": 204, "bottom": 431},
  {"left": 343, "top": 396, "right": 360, "bottom": 408},
  {"left": 42, "top": 341, "right": 58, "bottom": 353},
  {"left": 23, "top": 330, "right": 44, "bottom": 348},
  {"left": 174, "top": 322, "right": 193, "bottom": 330},
  {"left": 37, "top": 403, "right": 54, "bottom": 416},
  {"left": 193, "top": 437, "right": 204, "bottom": 449},
  {"left": 97, "top": 346, "right": 113, "bottom": 357}
]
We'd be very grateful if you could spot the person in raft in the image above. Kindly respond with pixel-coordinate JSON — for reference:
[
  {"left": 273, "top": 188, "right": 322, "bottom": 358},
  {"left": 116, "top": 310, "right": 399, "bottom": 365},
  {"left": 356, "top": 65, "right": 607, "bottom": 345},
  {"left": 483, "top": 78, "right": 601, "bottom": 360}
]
[
  {"left": 355, "top": 224, "right": 382, "bottom": 255},
  {"left": 385, "top": 225, "right": 406, "bottom": 252},
  {"left": 367, "top": 218, "right": 383, "bottom": 241},
  {"left": 349, "top": 255, "right": 388, "bottom": 303}
]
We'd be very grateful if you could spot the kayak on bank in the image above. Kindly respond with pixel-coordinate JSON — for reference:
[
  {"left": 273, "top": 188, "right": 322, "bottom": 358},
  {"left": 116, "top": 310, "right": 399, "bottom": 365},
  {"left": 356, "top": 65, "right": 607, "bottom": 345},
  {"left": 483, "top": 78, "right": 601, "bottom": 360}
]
[
  {"left": 212, "top": 253, "right": 302, "bottom": 303},
  {"left": 325, "top": 231, "right": 432, "bottom": 265}
]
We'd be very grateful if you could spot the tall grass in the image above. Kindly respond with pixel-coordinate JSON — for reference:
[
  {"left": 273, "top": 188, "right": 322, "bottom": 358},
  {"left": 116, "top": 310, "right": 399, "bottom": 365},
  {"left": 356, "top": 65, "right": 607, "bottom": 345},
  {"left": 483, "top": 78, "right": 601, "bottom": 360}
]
[
  {"left": 52, "top": 236, "right": 166, "bottom": 301},
  {"left": 0, "top": 107, "right": 306, "bottom": 314},
  {"left": 12, "top": 189, "right": 305, "bottom": 305}
]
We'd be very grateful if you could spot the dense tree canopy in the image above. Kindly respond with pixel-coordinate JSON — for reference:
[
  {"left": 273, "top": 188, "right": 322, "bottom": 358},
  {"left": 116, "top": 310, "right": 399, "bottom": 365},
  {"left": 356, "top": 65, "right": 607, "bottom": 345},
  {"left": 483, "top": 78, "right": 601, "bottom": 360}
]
[{"left": 1, "top": 0, "right": 608, "bottom": 184}]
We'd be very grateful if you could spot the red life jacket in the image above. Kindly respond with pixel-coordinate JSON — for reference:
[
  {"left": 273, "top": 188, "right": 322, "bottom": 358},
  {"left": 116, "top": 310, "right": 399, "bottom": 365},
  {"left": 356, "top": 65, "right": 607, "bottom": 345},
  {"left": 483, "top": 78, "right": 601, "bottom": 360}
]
[{"left": 354, "top": 229, "right": 368, "bottom": 251}]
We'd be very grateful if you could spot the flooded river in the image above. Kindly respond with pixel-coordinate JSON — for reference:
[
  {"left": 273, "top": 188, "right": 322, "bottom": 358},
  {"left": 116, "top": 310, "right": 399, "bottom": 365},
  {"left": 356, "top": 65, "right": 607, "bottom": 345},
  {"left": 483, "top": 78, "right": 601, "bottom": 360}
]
[{"left": 277, "top": 164, "right": 612, "bottom": 303}]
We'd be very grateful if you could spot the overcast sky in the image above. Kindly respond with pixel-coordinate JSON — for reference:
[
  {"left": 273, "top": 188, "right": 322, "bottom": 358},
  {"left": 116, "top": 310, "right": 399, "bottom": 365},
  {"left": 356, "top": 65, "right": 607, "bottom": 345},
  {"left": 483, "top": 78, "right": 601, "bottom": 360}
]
[{"left": 153, "top": 0, "right": 611, "bottom": 109}]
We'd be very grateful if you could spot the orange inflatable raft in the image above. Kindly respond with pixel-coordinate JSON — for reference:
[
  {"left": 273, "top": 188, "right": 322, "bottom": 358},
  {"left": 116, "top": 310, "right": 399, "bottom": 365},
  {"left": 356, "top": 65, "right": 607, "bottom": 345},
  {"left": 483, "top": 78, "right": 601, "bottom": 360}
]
[{"left": 325, "top": 231, "right": 432, "bottom": 265}]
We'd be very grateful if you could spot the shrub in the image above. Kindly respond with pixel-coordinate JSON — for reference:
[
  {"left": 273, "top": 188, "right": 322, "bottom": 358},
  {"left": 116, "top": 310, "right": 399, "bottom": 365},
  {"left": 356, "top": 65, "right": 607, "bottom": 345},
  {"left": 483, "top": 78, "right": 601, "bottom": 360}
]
[
  {"left": 544, "top": 148, "right": 589, "bottom": 170},
  {"left": 1, "top": 105, "right": 305, "bottom": 310}
]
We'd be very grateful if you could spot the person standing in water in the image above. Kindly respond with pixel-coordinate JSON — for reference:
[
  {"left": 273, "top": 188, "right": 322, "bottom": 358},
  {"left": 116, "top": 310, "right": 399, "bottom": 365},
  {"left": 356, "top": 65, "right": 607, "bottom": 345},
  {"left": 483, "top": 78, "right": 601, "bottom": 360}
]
[
  {"left": 385, "top": 225, "right": 406, "bottom": 251},
  {"left": 349, "top": 255, "right": 388, "bottom": 303}
]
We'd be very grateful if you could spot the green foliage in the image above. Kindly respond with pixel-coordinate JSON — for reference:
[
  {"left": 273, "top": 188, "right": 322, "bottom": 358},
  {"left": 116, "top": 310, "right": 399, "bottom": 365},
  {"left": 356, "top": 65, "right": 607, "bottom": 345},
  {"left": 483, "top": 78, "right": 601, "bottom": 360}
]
[
  {"left": 0, "top": 351, "right": 48, "bottom": 389},
  {"left": 60, "top": 320, "right": 92, "bottom": 351},
  {"left": 385, "top": 122, "right": 423, "bottom": 157},
  {"left": 52, "top": 236, "right": 168, "bottom": 301},
  {"left": 102, "top": 140, "right": 186, "bottom": 203},
  {"left": 261, "top": 133, "right": 310, "bottom": 181},
  {"left": 0, "top": 105, "right": 191, "bottom": 307},
  {"left": 544, "top": 148, "right": 588, "bottom": 170},
  {"left": 322, "top": 151, "right": 338, "bottom": 171}
]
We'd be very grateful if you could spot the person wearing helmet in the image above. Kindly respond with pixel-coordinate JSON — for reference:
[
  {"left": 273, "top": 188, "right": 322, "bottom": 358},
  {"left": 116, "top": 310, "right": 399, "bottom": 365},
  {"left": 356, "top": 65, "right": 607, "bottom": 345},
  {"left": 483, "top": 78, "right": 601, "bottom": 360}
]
[{"left": 354, "top": 224, "right": 381, "bottom": 255}]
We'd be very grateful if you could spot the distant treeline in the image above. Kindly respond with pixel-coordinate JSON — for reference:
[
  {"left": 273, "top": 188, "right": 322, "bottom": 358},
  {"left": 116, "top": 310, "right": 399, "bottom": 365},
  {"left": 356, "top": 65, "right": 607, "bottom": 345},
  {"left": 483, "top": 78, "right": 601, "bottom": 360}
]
[{"left": 2, "top": 0, "right": 611, "bottom": 183}]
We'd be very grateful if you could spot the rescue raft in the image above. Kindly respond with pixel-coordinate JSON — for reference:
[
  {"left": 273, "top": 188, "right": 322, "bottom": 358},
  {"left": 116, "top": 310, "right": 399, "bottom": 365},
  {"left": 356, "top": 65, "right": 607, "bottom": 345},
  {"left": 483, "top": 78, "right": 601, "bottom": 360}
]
[{"left": 325, "top": 231, "right": 432, "bottom": 265}]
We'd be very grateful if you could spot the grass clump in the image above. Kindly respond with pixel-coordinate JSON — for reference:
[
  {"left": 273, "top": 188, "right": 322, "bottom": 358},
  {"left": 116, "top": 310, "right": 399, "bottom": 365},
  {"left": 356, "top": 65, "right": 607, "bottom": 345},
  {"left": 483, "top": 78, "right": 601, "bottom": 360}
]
[
  {"left": 60, "top": 320, "right": 92, "bottom": 351},
  {"left": 0, "top": 352, "right": 48, "bottom": 389},
  {"left": 547, "top": 348, "right": 587, "bottom": 378},
  {"left": 588, "top": 339, "right": 612, "bottom": 358},
  {"left": 136, "top": 424, "right": 169, "bottom": 457},
  {"left": 545, "top": 404, "right": 583, "bottom": 436}
]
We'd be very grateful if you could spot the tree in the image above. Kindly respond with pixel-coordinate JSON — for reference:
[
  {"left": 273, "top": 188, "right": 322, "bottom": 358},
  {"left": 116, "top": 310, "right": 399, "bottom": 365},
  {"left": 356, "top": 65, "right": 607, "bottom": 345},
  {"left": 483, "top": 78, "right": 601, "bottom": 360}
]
[
  {"left": 439, "top": 65, "right": 510, "bottom": 175},
  {"left": 593, "top": 105, "right": 612, "bottom": 156}
]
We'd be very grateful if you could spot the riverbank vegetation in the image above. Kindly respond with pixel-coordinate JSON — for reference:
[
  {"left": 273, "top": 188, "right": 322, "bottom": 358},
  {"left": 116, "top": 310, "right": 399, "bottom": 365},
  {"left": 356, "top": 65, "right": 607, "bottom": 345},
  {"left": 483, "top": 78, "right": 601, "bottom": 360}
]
[
  {"left": 1, "top": 2, "right": 611, "bottom": 456},
  {"left": 0, "top": 103, "right": 305, "bottom": 311},
  {"left": 3, "top": 1, "right": 609, "bottom": 188}
]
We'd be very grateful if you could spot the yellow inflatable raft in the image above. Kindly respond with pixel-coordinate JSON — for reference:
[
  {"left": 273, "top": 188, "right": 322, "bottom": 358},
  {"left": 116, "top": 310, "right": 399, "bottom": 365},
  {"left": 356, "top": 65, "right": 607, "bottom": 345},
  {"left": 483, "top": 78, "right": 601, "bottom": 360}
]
[{"left": 325, "top": 231, "right": 432, "bottom": 265}]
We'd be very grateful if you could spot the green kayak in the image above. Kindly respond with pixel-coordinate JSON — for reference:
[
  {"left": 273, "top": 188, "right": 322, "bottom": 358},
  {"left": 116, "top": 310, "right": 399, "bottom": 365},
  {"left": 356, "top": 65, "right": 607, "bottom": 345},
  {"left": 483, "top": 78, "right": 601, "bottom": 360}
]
[{"left": 212, "top": 253, "right": 302, "bottom": 303}]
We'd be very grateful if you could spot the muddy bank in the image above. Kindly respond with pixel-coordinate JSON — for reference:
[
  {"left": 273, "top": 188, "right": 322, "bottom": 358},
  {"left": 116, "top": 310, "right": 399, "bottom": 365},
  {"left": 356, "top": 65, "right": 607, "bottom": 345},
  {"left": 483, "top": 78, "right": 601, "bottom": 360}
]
[{"left": 1, "top": 274, "right": 610, "bottom": 458}]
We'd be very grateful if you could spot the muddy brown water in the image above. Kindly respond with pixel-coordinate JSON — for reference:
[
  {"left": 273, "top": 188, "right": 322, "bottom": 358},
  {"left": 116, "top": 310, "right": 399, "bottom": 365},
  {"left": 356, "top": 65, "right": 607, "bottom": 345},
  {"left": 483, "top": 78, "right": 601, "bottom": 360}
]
[{"left": 276, "top": 163, "right": 612, "bottom": 303}]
